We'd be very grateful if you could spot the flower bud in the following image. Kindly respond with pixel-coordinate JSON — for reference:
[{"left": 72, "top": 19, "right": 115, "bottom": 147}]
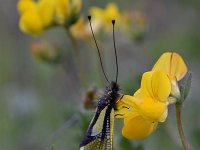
[{"left": 31, "top": 41, "right": 61, "bottom": 63}]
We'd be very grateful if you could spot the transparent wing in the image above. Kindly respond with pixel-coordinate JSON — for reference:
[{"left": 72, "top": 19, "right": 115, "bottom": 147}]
[{"left": 79, "top": 108, "right": 114, "bottom": 150}]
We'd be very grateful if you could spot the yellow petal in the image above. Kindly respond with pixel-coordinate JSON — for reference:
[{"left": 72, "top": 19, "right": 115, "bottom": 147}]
[
  {"left": 139, "top": 97, "right": 167, "bottom": 121},
  {"left": 140, "top": 71, "right": 154, "bottom": 98},
  {"left": 115, "top": 95, "right": 139, "bottom": 118},
  {"left": 55, "top": 0, "right": 69, "bottom": 24},
  {"left": 158, "top": 108, "right": 168, "bottom": 122},
  {"left": 122, "top": 115, "right": 157, "bottom": 139},
  {"left": 70, "top": 16, "right": 89, "bottom": 39},
  {"left": 89, "top": 7, "right": 104, "bottom": 19},
  {"left": 140, "top": 71, "right": 171, "bottom": 102},
  {"left": 89, "top": 7, "right": 104, "bottom": 30},
  {"left": 152, "top": 53, "right": 171, "bottom": 76},
  {"left": 119, "top": 95, "right": 140, "bottom": 108},
  {"left": 17, "top": 0, "right": 37, "bottom": 15},
  {"left": 104, "top": 3, "right": 120, "bottom": 23},
  {"left": 170, "top": 52, "right": 188, "bottom": 80},
  {"left": 37, "top": 0, "right": 55, "bottom": 27},
  {"left": 89, "top": 3, "right": 121, "bottom": 30},
  {"left": 151, "top": 71, "right": 171, "bottom": 102},
  {"left": 134, "top": 89, "right": 145, "bottom": 100},
  {"left": 19, "top": 11, "right": 43, "bottom": 35},
  {"left": 153, "top": 52, "right": 188, "bottom": 81}
]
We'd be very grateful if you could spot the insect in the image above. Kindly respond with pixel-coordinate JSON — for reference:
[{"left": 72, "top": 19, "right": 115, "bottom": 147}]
[{"left": 79, "top": 16, "right": 120, "bottom": 150}]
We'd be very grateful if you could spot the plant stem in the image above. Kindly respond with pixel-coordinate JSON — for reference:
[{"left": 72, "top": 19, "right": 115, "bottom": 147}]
[
  {"left": 65, "top": 28, "right": 88, "bottom": 89},
  {"left": 176, "top": 104, "right": 189, "bottom": 150}
]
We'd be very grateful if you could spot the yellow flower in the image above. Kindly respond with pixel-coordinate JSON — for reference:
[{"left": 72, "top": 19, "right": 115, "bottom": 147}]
[
  {"left": 37, "top": 0, "right": 55, "bottom": 27},
  {"left": 116, "top": 71, "right": 171, "bottom": 139},
  {"left": 116, "top": 52, "right": 188, "bottom": 140},
  {"left": 89, "top": 3, "right": 122, "bottom": 30},
  {"left": 54, "top": 0, "right": 69, "bottom": 24},
  {"left": 17, "top": 0, "right": 37, "bottom": 15},
  {"left": 70, "top": 16, "right": 91, "bottom": 39},
  {"left": 152, "top": 52, "right": 188, "bottom": 101},
  {"left": 19, "top": 10, "right": 43, "bottom": 35},
  {"left": 17, "top": 0, "right": 82, "bottom": 36},
  {"left": 122, "top": 114, "right": 158, "bottom": 140},
  {"left": 37, "top": 0, "right": 71, "bottom": 25}
]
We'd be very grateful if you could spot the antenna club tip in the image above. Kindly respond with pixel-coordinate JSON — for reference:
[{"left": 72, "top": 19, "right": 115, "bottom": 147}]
[
  {"left": 112, "top": 20, "right": 115, "bottom": 24},
  {"left": 88, "top": 15, "right": 91, "bottom": 20}
]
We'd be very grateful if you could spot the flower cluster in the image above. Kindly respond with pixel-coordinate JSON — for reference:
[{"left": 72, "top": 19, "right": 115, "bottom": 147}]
[
  {"left": 70, "top": 3, "right": 146, "bottom": 40},
  {"left": 17, "top": 0, "right": 81, "bottom": 36},
  {"left": 116, "top": 52, "right": 188, "bottom": 139}
]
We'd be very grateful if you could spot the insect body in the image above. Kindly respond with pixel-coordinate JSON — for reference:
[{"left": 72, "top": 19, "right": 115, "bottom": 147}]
[
  {"left": 79, "top": 16, "right": 119, "bottom": 150},
  {"left": 79, "top": 82, "right": 119, "bottom": 150}
]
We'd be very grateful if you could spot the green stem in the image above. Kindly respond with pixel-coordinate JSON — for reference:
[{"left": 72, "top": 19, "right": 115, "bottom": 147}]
[
  {"left": 65, "top": 28, "right": 88, "bottom": 89},
  {"left": 176, "top": 104, "right": 189, "bottom": 150}
]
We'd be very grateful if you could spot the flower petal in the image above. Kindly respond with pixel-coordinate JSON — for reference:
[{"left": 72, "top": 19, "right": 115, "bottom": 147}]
[
  {"left": 115, "top": 95, "right": 139, "bottom": 118},
  {"left": 152, "top": 52, "right": 188, "bottom": 81},
  {"left": 17, "top": 0, "right": 37, "bottom": 15},
  {"left": 140, "top": 71, "right": 171, "bottom": 102},
  {"left": 170, "top": 52, "right": 188, "bottom": 81},
  {"left": 104, "top": 3, "right": 120, "bottom": 23},
  {"left": 122, "top": 115, "right": 157, "bottom": 139},
  {"left": 55, "top": 0, "right": 69, "bottom": 24},
  {"left": 134, "top": 89, "right": 145, "bottom": 100},
  {"left": 89, "top": 3, "right": 121, "bottom": 30},
  {"left": 140, "top": 71, "right": 154, "bottom": 98},
  {"left": 89, "top": 7, "right": 104, "bottom": 19},
  {"left": 139, "top": 97, "right": 167, "bottom": 121},
  {"left": 151, "top": 71, "right": 171, "bottom": 102},
  {"left": 37, "top": 0, "right": 55, "bottom": 27},
  {"left": 19, "top": 11, "right": 43, "bottom": 35},
  {"left": 158, "top": 108, "right": 168, "bottom": 122}
]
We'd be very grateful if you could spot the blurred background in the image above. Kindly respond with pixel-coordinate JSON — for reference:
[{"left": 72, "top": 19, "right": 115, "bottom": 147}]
[{"left": 0, "top": 0, "right": 200, "bottom": 150}]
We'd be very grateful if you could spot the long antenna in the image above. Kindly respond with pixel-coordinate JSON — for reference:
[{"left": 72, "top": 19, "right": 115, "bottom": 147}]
[
  {"left": 112, "top": 20, "right": 119, "bottom": 84},
  {"left": 87, "top": 16, "right": 110, "bottom": 84}
]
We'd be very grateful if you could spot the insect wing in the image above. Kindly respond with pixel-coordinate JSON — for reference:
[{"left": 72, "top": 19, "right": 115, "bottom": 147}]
[{"left": 79, "top": 107, "right": 114, "bottom": 150}]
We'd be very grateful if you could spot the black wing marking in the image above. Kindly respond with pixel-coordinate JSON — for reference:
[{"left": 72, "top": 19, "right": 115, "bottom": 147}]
[{"left": 79, "top": 106, "right": 114, "bottom": 150}]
